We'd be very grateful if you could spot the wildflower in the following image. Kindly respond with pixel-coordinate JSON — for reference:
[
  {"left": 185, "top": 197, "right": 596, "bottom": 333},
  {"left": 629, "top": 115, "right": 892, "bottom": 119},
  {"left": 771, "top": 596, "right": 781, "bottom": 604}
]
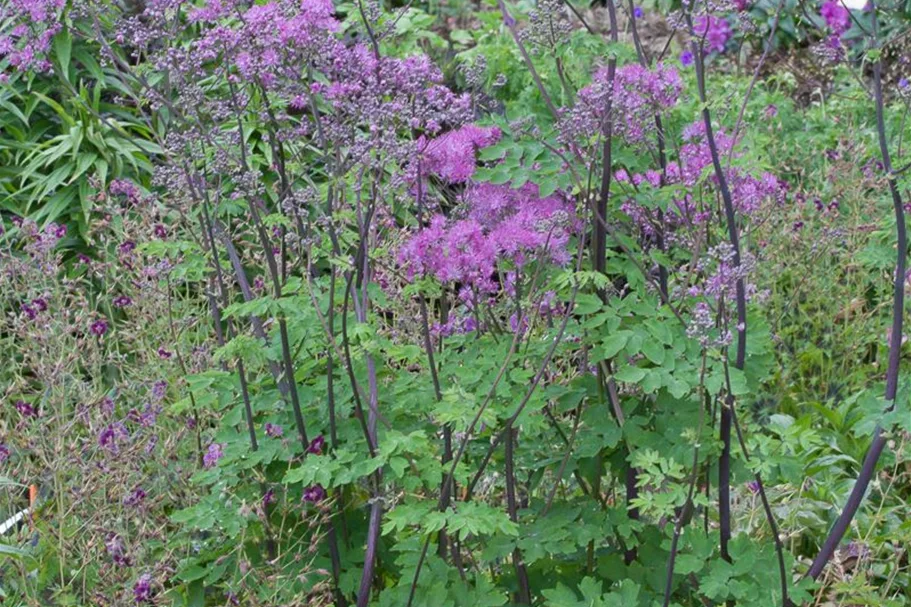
[
  {"left": 203, "top": 443, "right": 224, "bottom": 468},
  {"left": 901, "top": 78, "right": 909, "bottom": 89},
  {"left": 151, "top": 381, "right": 167, "bottom": 402},
  {"left": 680, "top": 50, "right": 694, "bottom": 67},
  {"left": 157, "top": 347, "right": 173, "bottom": 359},
  {"left": 820, "top": 0, "right": 851, "bottom": 33},
  {"left": 302, "top": 484, "right": 327, "bottom": 503},
  {"left": 0, "top": 444, "right": 9, "bottom": 463},
  {"left": 20, "top": 302, "right": 37, "bottom": 320},
  {"left": 633, "top": 5, "right": 643, "bottom": 18},
  {"left": 153, "top": 224, "right": 167, "bottom": 239},
  {"left": 32, "top": 297, "right": 47, "bottom": 311},
  {"left": 113, "top": 296, "right": 133, "bottom": 308},
  {"left": 123, "top": 486, "right": 147, "bottom": 508},
  {"left": 133, "top": 574, "right": 153, "bottom": 603},
  {"left": 764, "top": 104, "right": 778, "bottom": 118},
  {"left": 693, "top": 15, "right": 732, "bottom": 54},
  {"left": 106, "top": 533, "right": 131, "bottom": 567},
  {"left": 262, "top": 489, "right": 276, "bottom": 509},
  {"left": 746, "top": 480, "right": 761, "bottom": 494},
  {"left": 265, "top": 423, "right": 283, "bottom": 438},
  {"left": 99, "top": 422, "right": 129, "bottom": 453},
  {"left": 307, "top": 435, "right": 325, "bottom": 455},
  {"left": 14, "top": 400, "right": 36, "bottom": 418},
  {"left": 90, "top": 319, "right": 109, "bottom": 337}
]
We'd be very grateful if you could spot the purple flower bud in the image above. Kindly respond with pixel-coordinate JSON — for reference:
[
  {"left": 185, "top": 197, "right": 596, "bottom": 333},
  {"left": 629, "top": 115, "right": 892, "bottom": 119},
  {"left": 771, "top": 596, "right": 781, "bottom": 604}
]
[
  {"left": 746, "top": 480, "right": 760, "bottom": 494},
  {"left": 302, "top": 484, "right": 326, "bottom": 503},
  {"left": 157, "top": 347, "right": 173, "bottom": 359},
  {"left": 32, "top": 297, "right": 47, "bottom": 311},
  {"left": 262, "top": 489, "right": 276, "bottom": 509},
  {"left": 633, "top": 5, "right": 643, "bottom": 18},
  {"left": 90, "top": 319, "right": 109, "bottom": 337},
  {"left": 153, "top": 224, "right": 168, "bottom": 239},
  {"left": 901, "top": 78, "right": 910, "bottom": 89},
  {"left": 113, "top": 296, "right": 133, "bottom": 308},
  {"left": 307, "top": 435, "right": 325, "bottom": 455},
  {"left": 680, "top": 51, "right": 694, "bottom": 67}
]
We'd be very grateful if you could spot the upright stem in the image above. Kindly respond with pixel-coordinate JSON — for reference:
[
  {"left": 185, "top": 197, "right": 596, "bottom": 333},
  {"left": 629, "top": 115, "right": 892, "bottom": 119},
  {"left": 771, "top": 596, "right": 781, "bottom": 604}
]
[
  {"left": 688, "top": 21, "right": 743, "bottom": 562},
  {"left": 505, "top": 428, "right": 531, "bottom": 604},
  {"left": 807, "top": 6, "right": 905, "bottom": 578}
]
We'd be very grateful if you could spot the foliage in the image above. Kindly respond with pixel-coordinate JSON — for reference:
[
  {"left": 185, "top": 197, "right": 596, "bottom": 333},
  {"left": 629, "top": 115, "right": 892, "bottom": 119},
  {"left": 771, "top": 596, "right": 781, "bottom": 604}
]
[{"left": 1, "top": 0, "right": 911, "bottom": 606}]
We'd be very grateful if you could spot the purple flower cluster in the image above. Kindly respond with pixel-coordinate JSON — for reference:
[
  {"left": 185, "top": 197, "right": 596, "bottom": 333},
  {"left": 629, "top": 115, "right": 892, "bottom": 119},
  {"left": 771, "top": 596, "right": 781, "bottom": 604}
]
[
  {"left": 399, "top": 183, "right": 575, "bottom": 292},
  {"left": 203, "top": 442, "right": 224, "bottom": 468},
  {"left": 99, "top": 422, "right": 130, "bottom": 454},
  {"left": 570, "top": 62, "right": 682, "bottom": 145},
  {"left": 422, "top": 125, "right": 502, "bottom": 183},
  {"left": 0, "top": 0, "right": 64, "bottom": 73},
  {"left": 265, "top": 423, "right": 283, "bottom": 438},
  {"left": 820, "top": 0, "right": 851, "bottom": 33},
  {"left": 109, "top": 180, "right": 141, "bottom": 205},
  {"left": 106, "top": 533, "right": 132, "bottom": 567},
  {"left": 693, "top": 15, "right": 733, "bottom": 54}
]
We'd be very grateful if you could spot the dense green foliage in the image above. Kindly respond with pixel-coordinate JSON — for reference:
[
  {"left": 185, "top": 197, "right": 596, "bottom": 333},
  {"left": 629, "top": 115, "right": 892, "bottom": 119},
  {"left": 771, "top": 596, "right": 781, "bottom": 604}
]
[{"left": 2, "top": 1, "right": 911, "bottom": 606}]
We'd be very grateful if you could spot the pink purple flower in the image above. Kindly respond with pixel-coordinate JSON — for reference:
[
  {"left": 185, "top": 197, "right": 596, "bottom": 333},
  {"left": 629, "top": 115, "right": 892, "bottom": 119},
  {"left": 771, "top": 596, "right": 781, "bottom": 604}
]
[
  {"left": 820, "top": 0, "right": 851, "bottom": 33},
  {"left": 133, "top": 574, "right": 153, "bottom": 603},
  {"left": 302, "top": 484, "right": 327, "bottom": 503},
  {"left": 203, "top": 443, "right": 224, "bottom": 468},
  {"left": 307, "top": 435, "right": 325, "bottom": 455},
  {"left": 90, "top": 319, "right": 109, "bottom": 337}
]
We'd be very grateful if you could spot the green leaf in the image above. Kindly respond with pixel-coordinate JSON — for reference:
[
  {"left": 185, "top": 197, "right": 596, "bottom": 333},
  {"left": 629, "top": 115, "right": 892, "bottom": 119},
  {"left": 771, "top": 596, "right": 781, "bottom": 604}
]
[{"left": 614, "top": 365, "right": 646, "bottom": 383}]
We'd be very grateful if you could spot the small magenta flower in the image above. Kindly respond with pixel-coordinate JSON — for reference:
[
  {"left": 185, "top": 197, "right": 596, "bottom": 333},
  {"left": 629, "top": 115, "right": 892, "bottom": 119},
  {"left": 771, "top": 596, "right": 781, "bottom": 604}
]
[
  {"left": 32, "top": 297, "right": 47, "bottom": 311},
  {"left": 265, "top": 423, "right": 283, "bottom": 438},
  {"left": 307, "top": 435, "right": 325, "bottom": 455},
  {"left": 113, "top": 296, "right": 133, "bottom": 308},
  {"left": 153, "top": 224, "right": 167, "bottom": 239},
  {"left": 746, "top": 480, "right": 761, "bottom": 494},
  {"left": 14, "top": 400, "right": 36, "bottom": 418},
  {"left": 90, "top": 319, "right": 109, "bottom": 337},
  {"left": 302, "top": 484, "right": 327, "bottom": 503},
  {"left": 203, "top": 443, "right": 224, "bottom": 468},
  {"left": 133, "top": 574, "right": 153, "bottom": 603},
  {"left": 157, "top": 347, "right": 173, "bottom": 359},
  {"left": 680, "top": 51, "right": 694, "bottom": 67},
  {"left": 20, "top": 303, "right": 37, "bottom": 320},
  {"left": 262, "top": 488, "right": 276, "bottom": 509}
]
